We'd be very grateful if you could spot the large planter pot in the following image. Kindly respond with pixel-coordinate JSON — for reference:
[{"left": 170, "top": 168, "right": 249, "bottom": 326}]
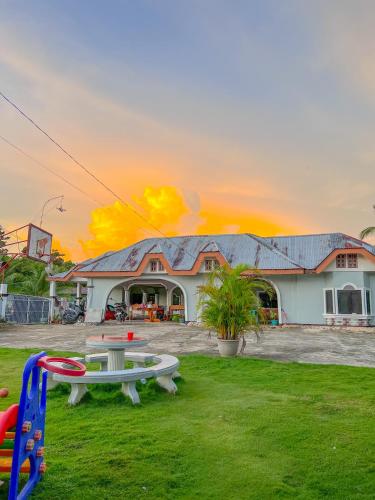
[{"left": 217, "top": 338, "right": 240, "bottom": 357}]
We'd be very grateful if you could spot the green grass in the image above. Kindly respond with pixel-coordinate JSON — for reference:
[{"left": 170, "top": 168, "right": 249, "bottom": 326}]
[{"left": 0, "top": 348, "right": 375, "bottom": 499}]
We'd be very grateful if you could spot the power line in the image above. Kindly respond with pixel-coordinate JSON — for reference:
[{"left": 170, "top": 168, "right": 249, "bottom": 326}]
[
  {"left": 0, "top": 134, "right": 103, "bottom": 207},
  {"left": 0, "top": 91, "right": 169, "bottom": 239},
  {"left": 0, "top": 90, "right": 197, "bottom": 259}
]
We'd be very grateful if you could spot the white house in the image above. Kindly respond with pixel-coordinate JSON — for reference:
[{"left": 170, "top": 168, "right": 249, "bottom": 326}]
[{"left": 50, "top": 233, "right": 375, "bottom": 326}]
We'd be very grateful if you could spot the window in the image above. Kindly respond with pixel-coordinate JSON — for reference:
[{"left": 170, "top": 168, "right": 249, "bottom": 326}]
[
  {"left": 366, "top": 289, "right": 371, "bottom": 315},
  {"left": 204, "top": 258, "right": 219, "bottom": 272},
  {"left": 324, "top": 289, "right": 334, "bottom": 314},
  {"left": 337, "top": 287, "right": 362, "bottom": 314},
  {"left": 150, "top": 259, "right": 164, "bottom": 272},
  {"left": 335, "top": 253, "right": 358, "bottom": 269},
  {"left": 336, "top": 254, "right": 346, "bottom": 268},
  {"left": 347, "top": 254, "right": 358, "bottom": 268}
]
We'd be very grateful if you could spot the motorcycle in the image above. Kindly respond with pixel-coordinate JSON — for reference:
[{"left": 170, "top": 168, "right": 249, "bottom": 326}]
[
  {"left": 62, "top": 302, "right": 85, "bottom": 324},
  {"left": 114, "top": 303, "right": 128, "bottom": 322}
]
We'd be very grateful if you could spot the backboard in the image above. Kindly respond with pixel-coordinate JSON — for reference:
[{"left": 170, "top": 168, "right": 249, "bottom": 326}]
[{"left": 26, "top": 224, "right": 52, "bottom": 264}]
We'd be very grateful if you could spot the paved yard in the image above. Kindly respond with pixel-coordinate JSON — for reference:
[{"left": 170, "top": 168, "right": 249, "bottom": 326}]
[{"left": 1, "top": 322, "right": 375, "bottom": 367}]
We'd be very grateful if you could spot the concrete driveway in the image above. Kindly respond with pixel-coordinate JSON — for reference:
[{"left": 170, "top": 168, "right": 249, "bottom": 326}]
[{"left": 0, "top": 322, "right": 375, "bottom": 367}]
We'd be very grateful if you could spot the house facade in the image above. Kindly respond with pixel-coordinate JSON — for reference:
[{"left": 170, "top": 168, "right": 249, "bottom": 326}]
[{"left": 50, "top": 233, "right": 375, "bottom": 326}]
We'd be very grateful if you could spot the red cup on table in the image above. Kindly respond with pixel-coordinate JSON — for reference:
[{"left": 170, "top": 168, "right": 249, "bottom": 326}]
[{"left": 127, "top": 331, "right": 134, "bottom": 341}]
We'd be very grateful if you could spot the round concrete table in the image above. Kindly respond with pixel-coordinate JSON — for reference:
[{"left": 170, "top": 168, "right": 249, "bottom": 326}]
[{"left": 86, "top": 336, "right": 148, "bottom": 371}]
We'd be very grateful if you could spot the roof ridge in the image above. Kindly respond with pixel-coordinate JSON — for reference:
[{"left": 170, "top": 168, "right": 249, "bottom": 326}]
[
  {"left": 246, "top": 234, "right": 304, "bottom": 269},
  {"left": 264, "top": 232, "right": 347, "bottom": 239}
]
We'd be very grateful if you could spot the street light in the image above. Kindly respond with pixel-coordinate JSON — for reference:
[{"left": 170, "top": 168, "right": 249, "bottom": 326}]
[{"left": 39, "top": 195, "right": 66, "bottom": 227}]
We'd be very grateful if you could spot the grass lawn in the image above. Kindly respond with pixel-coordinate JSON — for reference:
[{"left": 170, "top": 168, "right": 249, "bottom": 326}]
[{"left": 0, "top": 348, "right": 374, "bottom": 499}]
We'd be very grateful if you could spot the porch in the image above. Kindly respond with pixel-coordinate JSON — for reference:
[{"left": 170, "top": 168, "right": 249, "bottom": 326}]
[{"left": 106, "top": 278, "right": 186, "bottom": 322}]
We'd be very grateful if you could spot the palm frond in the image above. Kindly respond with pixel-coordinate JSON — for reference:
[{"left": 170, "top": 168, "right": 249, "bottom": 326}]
[
  {"left": 197, "top": 263, "right": 269, "bottom": 340},
  {"left": 359, "top": 227, "right": 375, "bottom": 240}
]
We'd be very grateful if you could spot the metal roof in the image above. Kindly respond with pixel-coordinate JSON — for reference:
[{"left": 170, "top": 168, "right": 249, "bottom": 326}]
[
  {"left": 263, "top": 233, "right": 375, "bottom": 269},
  {"left": 51, "top": 232, "right": 375, "bottom": 278},
  {"left": 49, "top": 270, "right": 71, "bottom": 278}
]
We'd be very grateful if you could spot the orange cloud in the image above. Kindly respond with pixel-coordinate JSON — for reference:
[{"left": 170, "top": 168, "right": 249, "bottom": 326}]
[
  {"left": 80, "top": 186, "right": 189, "bottom": 258},
  {"left": 79, "top": 185, "right": 296, "bottom": 259},
  {"left": 197, "top": 206, "right": 294, "bottom": 237}
]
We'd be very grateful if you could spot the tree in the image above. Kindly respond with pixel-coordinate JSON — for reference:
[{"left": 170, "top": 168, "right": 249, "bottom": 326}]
[
  {"left": 50, "top": 249, "right": 75, "bottom": 272},
  {"left": 360, "top": 205, "right": 375, "bottom": 240},
  {"left": 4, "top": 250, "right": 76, "bottom": 297},
  {"left": 360, "top": 227, "right": 375, "bottom": 240},
  {"left": 4, "top": 258, "right": 48, "bottom": 296},
  {"left": 197, "top": 264, "right": 271, "bottom": 340},
  {"left": 0, "top": 225, "right": 9, "bottom": 256}
]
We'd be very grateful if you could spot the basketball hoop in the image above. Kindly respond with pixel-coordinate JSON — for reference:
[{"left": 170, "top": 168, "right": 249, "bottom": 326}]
[{"left": 1, "top": 224, "right": 53, "bottom": 281}]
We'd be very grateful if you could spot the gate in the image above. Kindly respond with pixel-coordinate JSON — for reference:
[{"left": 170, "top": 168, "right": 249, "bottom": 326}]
[{"left": 5, "top": 294, "right": 50, "bottom": 324}]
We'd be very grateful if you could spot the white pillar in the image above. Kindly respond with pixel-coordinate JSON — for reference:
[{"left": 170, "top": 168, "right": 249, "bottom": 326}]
[
  {"left": 76, "top": 282, "right": 81, "bottom": 305},
  {"left": 0, "top": 283, "right": 8, "bottom": 321},
  {"left": 166, "top": 288, "right": 172, "bottom": 308},
  {"left": 124, "top": 289, "right": 130, "bottom": 306},
  {"left": 155, "top": 293, "right": 159, "bottom": 305},
  {"left": 87, "top": 281, "right": 94, "bottom": 308},
  {"left": 142, "top": 291, "right": 147, "bottom": 305},
  {"left": 49, "top": 281, "right": 56, "bottom": 323}
]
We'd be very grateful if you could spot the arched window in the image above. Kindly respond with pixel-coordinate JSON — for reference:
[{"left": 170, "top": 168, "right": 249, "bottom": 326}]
[{"left": 337, "top": 284, "right": 362, "bottom": 314}]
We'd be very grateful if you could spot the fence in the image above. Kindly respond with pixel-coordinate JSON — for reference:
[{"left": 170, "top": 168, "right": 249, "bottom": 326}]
[{"left": 4, "top": 294, "right": 50, "bottom": 324}]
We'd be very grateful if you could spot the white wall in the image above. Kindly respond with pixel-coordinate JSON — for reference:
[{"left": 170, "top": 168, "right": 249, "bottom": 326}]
[
  {"left": 107, "top": 287, "right": 123, "bottom": 305},
  {"left": 86, "top": 270, "right": 375, "bottom": 325}
]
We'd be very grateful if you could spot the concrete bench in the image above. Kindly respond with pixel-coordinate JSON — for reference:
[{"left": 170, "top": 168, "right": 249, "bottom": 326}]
[
  {"left": 84, "top": 352, "right": 181, "bottom": 382},
  {"left": 85, "top": 352, "right": 155, "bottom": 371},
  {"left": 51, "top": 354, "right": 180, "bottom": 406}
]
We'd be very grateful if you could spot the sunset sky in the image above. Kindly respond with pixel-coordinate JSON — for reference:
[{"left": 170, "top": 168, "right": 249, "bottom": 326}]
[{"left": 1, "top": 1, "right": 375, "bottom": 261}]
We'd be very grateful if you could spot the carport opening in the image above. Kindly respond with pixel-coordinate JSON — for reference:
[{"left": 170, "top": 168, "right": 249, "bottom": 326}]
[{"left": 105, "top": 283, "right": 185, "bottom": 322}]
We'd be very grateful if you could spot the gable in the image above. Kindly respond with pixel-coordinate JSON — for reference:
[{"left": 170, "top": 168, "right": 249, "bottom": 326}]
[{"left": 318, "top": 249, "right": 375, "bottom": 273}]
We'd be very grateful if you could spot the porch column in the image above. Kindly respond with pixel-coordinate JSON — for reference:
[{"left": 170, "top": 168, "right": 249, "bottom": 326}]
[
  {"left": 124, "top": 289, "right": 130, "bottom": 306},
  {"left": 86, "top": 280, "right": 94, "bottom": 308},
  {"left": 142, "top": 291, "right": 147, "bottom": 305},
  {"left": 155, "top": 293, "right": 159, "bottom": 306},
  {"left": 0, "top": 283, "right": 8, "bottom": 321},
  {"left": 166, "top": 288, "right": 172, "bottom": 309},
  {"left": 75, "top": 282, "right": 81, "bottom": 305}
]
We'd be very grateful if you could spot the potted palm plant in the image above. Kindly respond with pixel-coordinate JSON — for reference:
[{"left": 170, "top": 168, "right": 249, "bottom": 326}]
[{"left": 198, "top": 264, "right": 270, "bottom": 357}]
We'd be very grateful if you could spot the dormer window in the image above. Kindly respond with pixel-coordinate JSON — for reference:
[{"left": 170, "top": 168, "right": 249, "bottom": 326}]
[
  {"left": 204, "top": 258, "right": 219, "bottom": 272},
  {"left": 336, "top": 254, "right": 358, "bottom": 269},
  {"left": 336, "top": 254, "right": 346, "bottom": 268},
  {"left": 150, "top": 259, "right": 164, "bottom": 272},
  {"left": 347, "top": 254, "right": 358, "bottom": 268}
]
